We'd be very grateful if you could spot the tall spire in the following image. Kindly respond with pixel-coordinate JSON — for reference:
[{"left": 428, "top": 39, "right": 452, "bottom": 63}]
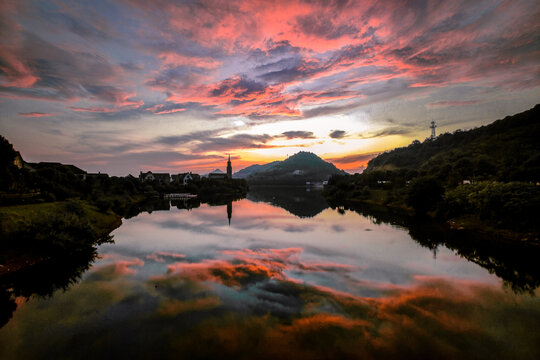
[{"left": 226, "top": 154, "right": 232, "bottom": 179}]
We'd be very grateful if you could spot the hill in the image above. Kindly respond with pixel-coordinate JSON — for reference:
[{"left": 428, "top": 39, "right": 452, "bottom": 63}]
[
  {"left": 365, "top": 104, "right": 540, "bottom": 182},
  {"left": 234, "top": 152, "right": 346, "bottom": 185},
  {"left": 324, "top": 105, "right": 540, "bottom": 236},
  {"left": 233, "top": 161, "right": 280, "bottom": 179}
]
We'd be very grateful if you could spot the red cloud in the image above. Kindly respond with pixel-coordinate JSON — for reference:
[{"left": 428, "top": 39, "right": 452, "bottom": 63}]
[
  {"left": 158, "top": 52, "right": 221, "bottom": 69},
  {"left": 18, "top": 112, "right": 52, "bottom": 117}
]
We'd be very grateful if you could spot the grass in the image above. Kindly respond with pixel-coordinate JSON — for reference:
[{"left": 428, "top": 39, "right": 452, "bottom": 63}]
[
  {"left": 0, "top": 199, "right": 122, "bottom": 275},
  {"left": 0, "top": 199, "right": 121, "bottom": 241}
]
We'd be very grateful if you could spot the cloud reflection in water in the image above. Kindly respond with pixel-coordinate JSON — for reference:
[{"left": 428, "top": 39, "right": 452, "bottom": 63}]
[{"left": 1, "top": 198, "right": 539, "bottom": 359}]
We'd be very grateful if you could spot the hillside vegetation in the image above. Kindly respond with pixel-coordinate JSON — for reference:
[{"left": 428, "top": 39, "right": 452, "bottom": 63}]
[
  {"left": 325, "top": 105, "right": 540, "bottom": 238},
  {"left": 235, "top": 151, "right": 346, "bottom": 185},
  {"left": 366, "top": 104, "right": 540, "bottom": 183}
]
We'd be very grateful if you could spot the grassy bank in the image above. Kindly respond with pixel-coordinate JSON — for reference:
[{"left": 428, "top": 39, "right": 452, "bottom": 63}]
[
  {"left": 0, "top": 200, "right": 121, "bottom": 237},
  {"left": 0, "top": 200, "right": 122, "bottom": 276}
]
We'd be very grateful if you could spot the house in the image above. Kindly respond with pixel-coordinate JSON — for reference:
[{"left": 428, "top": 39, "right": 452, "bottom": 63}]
[
  {"left": 208, "top": 169, "right": 228, "bottom": 180},
  {"left": 172, "top": 172, "right": 200, "bottom": 185},
  {"left": 65, "top": 165, "right": 87, "bottom": 180},
  {"left": 86, "top": 172, "right": 109, "bottom": 179},
  {"left": 139, "top": 171, "right": 155, "bottom": 182},
  {"left": 154, "top": 173, "right": 171, "bottom": 183},
  {"left": 139, "top": 171, "right": 170, "bottom": 183}
]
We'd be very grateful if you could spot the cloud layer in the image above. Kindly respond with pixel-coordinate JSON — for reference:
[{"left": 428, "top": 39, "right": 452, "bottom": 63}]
[{"left": 1, "top": 0, "right": 539, "bottom": 173}]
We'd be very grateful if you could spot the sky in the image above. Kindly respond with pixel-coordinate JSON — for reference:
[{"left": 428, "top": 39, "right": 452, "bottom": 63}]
[{"left": 0, "top": 0, "right": 539, "bottom": 175}]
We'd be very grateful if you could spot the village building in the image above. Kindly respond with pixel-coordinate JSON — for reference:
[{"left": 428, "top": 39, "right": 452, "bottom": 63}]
[
  {"left": 208, "top": 155, "right": 233, "bottom": 180},
  {"left": 139, "top": 171, "right": 170, "bottom": 183},
  {"left": 86, "top": 171, "right": 109, "bottom": 179},
  {"left": 171, "top": 172, "right": 200, "bottom": 185},
  {"left": 208, "top": 169, "right": 228, "bottom": 180}
]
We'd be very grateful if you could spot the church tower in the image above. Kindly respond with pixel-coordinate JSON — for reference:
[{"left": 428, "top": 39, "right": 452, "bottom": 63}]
[{"left": 227, "top": 154, "right": 232, "bottom": 179}]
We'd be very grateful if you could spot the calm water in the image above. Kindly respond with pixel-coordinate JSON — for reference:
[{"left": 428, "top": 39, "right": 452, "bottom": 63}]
[{"left": 1, "top": 188, "right": 539, "bottom": 359}]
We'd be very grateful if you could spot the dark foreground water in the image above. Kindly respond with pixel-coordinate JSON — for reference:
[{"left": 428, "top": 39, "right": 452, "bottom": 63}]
[{"left": 1, "top": 187, "right": 539, "bottom": 359}]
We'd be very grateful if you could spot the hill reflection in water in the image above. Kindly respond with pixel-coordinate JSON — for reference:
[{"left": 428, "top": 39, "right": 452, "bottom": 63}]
[{"left": 247, "top": 185, "right": 329, "bottom": 218}]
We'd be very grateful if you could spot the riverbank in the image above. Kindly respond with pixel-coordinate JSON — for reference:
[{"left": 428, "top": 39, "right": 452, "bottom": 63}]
[
  {"left": 0, "top": 187, "right": 249, "bottom": 276},
  {"left": 0, "top": 200, "right": 122, "bottom": 276},
  {"left": 325, "top": 189, "right": 540, "bottom": 247}
]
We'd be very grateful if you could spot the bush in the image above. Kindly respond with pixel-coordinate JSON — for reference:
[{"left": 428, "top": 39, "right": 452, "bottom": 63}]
[
  {"left": 95, "top": 199, "right": 112, "bottom": 212},
  {"left": 21, "top": 212, "right": 111, "bottom": 254},
  {"left": 442, "top": 181, "right": 540, "bottom": 231},
  {"left": 406, "top": 177, "right": 444, "bottom": 214}
]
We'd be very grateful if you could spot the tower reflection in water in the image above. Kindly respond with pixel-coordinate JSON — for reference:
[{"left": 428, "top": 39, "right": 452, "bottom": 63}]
[{"left": 227, "top": 201, "right": 232, "bottom": 226}]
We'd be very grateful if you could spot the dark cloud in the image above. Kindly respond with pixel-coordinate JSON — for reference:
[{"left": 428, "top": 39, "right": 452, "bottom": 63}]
[
  {"left": 427, "top": 100, "right": 486, "bottom": 108},
  {"left": 119, "top": 62, "right": 144, "bottom": 71},
  {"left": 326, "top": 152, "right": 379, "bottom": 164},
  {"left": 146, "top": 66, "right": 208, "bottom": 90},
  {"left": 156, "top": 128, "right": 232, "bottom": 146},
  {"left": 302, "top": 101, "right": 363, "bottom": 119},
  {"left": 281, "top": 131, "right": 316, "bottom": 139},
  {"left": 359, "top": 126, "right": 415, "bottom": 139},
  {"left": 329, "top": 130, "right": 347, "bottom": 139},
  {"left": 211, "top": 76, "right": 266, "bottom": 98},
  {"left": 193, "top": 133, "right": 276, "bottom": 152}
]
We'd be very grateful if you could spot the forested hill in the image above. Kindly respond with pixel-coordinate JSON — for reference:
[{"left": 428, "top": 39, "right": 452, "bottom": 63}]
[
  {"left": 366, "top": 104, "right": 540, "bottom": 182},
  {"left": 235, "top": 151, "right": 346, "bottom": 185}
]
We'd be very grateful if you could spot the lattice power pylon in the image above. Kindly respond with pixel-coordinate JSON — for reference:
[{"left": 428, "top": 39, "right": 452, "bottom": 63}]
[{"left": 430, "top": 121, "right": 437, "bottom": 140}]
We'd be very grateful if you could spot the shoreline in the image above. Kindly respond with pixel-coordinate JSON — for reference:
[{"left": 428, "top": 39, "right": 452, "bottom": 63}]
[{"left": 325, "top": 195, "right": 540, "bottom": 248}]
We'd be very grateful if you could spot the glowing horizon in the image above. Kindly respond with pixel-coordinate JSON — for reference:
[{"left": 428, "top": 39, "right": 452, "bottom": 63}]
[{"left": 0, "top": 0, "right": 539, "bottom": 175}]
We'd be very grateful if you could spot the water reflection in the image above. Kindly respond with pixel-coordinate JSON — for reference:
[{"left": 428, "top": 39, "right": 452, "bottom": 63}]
[
  {"left": 247, "top": 185, "right": 329, "bottom": 217},
  {"left": 0, "top": 250, "right": 98, "bottom": 328},
  {"left": 328, "top": 200, "right": 540, "bottom": 294},
  {"left": 1, "top": 189, "right": 539, "bottom": 359}
]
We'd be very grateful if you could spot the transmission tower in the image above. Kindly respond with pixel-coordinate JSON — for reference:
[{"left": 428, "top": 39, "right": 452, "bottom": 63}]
[{"left": 430, "top": 121, "right": 437, "bottom": 140}]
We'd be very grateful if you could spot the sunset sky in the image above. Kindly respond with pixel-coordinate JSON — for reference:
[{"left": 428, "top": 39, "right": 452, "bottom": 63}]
[{"left": 1, "top": 0, "right": 539, "bottom": 175}]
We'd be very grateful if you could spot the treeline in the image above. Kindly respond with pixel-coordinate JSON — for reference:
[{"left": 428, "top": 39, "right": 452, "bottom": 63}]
[
  {"left": 0, "top": 135, "right": 248, "bottom": 214},
  {"left": 324, "top": 105, "right": 540, "bottom": 235},
  {"left": 367, "top": 104, "right": 540, "bottom": 182}
]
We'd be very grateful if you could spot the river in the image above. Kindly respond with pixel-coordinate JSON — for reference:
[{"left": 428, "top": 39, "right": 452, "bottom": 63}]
[{"left": 1, "top": 187, "right": 539, "bottom": 359}]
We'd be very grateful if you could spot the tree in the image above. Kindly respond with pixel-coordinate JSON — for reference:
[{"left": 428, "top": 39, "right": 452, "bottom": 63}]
[{"left": 406, "top": 177, "right": 444, "bottom": 214}]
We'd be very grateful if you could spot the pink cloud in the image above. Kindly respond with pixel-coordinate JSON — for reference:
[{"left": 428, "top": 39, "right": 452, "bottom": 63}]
[
  {"left": 158, "top": 52, "right": 221, "bottom": 69},
  {"left": 146, "top": 252, "right": 186, "bottom": 263},
  {"left": 18, "top": 112, "right": 52, "bottom": 117}
]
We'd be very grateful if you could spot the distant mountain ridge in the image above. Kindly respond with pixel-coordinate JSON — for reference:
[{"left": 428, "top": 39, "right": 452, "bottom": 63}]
[
  {"left": 233, "top": 161, "right": 280, "bottom": 179},
  {"left": 234, "top": 151, "right": 346, "bottom": 185}
]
